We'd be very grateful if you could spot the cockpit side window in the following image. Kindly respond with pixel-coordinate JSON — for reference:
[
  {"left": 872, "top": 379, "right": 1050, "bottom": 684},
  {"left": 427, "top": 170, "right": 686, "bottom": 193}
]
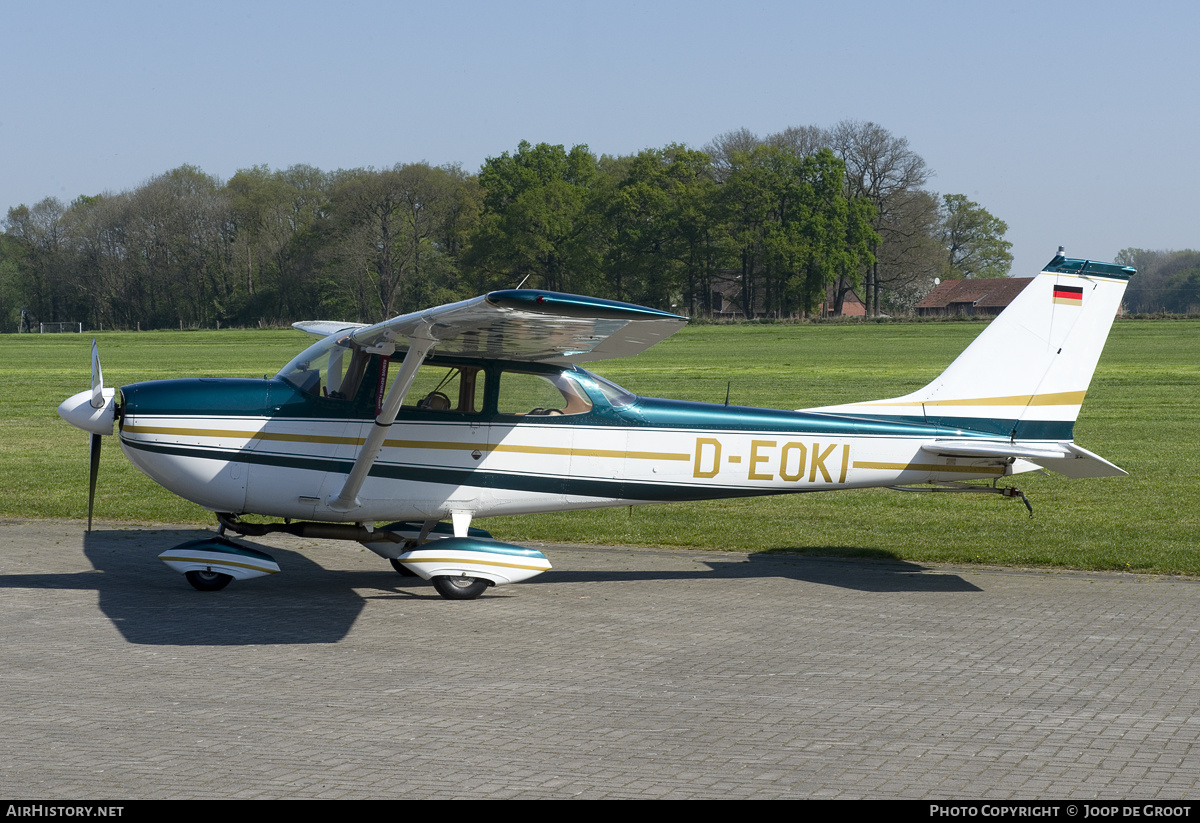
[
  {"left": 497, "top": 370, "right": 594, "bottom": 417},
  {"left": 370, "top": 351, "right": 482, "bottom": 415},
  {"left": 398, "top": 364, "right": 481, "bottom": 414}
]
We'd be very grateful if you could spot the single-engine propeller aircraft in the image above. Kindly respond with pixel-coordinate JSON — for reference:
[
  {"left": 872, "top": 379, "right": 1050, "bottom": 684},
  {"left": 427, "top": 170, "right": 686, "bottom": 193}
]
[{"left": 59, "top": 250, "right": 1133, "bottom": 599}]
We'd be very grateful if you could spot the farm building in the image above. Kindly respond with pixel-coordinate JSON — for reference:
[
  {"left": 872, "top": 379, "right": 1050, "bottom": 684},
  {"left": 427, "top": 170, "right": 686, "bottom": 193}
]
[{"left": 915, "top": 278, "right": 1033, "bottom": 317}]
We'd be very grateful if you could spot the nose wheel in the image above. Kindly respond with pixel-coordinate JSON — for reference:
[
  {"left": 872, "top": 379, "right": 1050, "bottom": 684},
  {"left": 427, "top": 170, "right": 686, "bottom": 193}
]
[
  {"left": 185, "top": 569, "right": 234, "bottom": 591},
  {"left": 431, "top": 576, "right": 490, "bottom": 600}
]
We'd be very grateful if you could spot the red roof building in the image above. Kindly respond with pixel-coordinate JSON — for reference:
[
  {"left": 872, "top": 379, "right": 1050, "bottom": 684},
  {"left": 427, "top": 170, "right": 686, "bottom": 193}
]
[{"left": 915, "top": 278, "right": 1033, "bottom": 317}]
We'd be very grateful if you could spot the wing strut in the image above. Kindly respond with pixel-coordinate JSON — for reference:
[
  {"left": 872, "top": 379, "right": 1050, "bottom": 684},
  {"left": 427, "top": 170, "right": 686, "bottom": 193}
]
[{"left": 328, "top": 335, "right": 436, "bottom": 512}]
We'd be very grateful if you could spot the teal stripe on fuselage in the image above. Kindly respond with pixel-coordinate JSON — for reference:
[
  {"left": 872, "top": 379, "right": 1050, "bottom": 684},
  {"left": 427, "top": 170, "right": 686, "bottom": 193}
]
[
  {"left": 624, "top": 399, "right": 1072, "bottom": 440},
  {"left": 626, "top": 397, "right": 998, "bottom": 438},
  {"left": 120, "top": 378, "right": 1071, "bottom": 440}
]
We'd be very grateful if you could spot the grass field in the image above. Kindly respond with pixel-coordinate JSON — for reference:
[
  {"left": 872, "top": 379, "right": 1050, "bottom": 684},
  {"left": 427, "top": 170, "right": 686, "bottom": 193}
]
[{"left": 3, "top": 319, "right": 1197, "bottom": 573}]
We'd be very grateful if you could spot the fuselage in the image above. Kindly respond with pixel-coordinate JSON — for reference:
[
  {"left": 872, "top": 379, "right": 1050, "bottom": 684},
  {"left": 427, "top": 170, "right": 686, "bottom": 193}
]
[{"left": 116, "top": 350, "right": 1012, "bottom": 524}]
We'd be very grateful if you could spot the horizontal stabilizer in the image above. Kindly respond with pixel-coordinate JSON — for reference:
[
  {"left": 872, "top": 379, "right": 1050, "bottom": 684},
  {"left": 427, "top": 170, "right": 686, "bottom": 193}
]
[{"left": 920, "top": 440, "right": 1126, "bottom": 478}]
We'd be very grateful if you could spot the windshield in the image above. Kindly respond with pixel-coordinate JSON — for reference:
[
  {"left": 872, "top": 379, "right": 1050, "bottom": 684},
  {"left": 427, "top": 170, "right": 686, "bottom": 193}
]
[
  {"left": 276, "top": 335, "right": 371, "bottom": 400},
  {"left": 276, "top": 340, "right": 640, "bottom": 413}
]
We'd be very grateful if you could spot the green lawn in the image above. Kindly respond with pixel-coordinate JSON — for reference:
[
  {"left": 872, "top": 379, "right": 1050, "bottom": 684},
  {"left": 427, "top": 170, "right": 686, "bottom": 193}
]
[{"left": 3, "top": 319, "right": 1196, "bottom": 573}]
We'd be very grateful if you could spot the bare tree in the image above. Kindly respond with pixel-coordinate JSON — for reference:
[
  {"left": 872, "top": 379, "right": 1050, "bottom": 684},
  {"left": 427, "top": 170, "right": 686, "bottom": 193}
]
[
  {"left": 704, "top": 128, "right": 761, "bottom": 182},
  {"left": 326, "top": 164, "right": 468, "bottom": 321},
  {"left": 875, "top": 188, "right": 944, "bottom": 313},
  {"left": 766, "top": 124, "right": 827, "bottom": 158},
  {"left": 827, "top": 120, "right": 932, "bottom": 314}
]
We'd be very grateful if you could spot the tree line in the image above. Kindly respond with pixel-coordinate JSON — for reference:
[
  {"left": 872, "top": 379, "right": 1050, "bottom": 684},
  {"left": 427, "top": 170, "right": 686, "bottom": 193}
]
[
  {"left": 0, "top": 121, "right": 1014, "bottom": 332},
  {"left": 1115, "top": 248, "right": 1200, "bottom": 314}
]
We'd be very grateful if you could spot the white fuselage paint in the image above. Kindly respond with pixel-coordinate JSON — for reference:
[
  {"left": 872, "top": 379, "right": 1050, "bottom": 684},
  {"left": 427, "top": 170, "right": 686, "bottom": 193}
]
[{"left": 119, "top": 412, "right": 1009, "bottom": 523}]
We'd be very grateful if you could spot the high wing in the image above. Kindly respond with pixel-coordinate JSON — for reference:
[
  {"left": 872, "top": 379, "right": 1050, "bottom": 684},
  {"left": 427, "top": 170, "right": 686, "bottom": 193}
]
[
  {"left": 292, "top": 320, "right": 371, "bottom": 338},
  {"left": 299, "top": 289, "right": 688, "bottom": 364},
  {"left": 321, "top": 290, "right": 688, "bottom": 512}
]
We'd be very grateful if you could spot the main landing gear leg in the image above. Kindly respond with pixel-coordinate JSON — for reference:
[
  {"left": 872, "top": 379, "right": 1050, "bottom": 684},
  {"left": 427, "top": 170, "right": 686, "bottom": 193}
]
[
  {"left": 429, "top": 510, "right": 489, "bottom": 600},
  {"left": 370, "top": 515, "right": 551, "bottom": 601}
]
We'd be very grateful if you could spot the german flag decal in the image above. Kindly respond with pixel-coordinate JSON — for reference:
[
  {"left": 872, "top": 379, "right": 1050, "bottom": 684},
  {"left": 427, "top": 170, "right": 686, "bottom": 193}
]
[{"left": 1053, "top": 284, "right": 1084, "bottom": 306}]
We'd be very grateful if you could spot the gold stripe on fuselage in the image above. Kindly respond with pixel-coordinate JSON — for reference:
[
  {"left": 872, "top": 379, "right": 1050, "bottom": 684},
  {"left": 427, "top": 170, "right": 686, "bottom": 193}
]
[
  {"left": 846, "top": 390, "right": 1086, "bottom": 409},
  {"left": 122, "top": 423, "right": 690, "bottom": 462},
  {"left": 124, "top": 424, "right": 363, "bottom": 445},
  {"left": 853, "top": 460, "right": 1004, "bottom": 475}
]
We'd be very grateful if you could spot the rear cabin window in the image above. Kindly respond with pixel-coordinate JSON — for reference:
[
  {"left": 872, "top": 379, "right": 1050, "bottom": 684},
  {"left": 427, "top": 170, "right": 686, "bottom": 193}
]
[{"left": 497, "top": 371, "right": 594, "bottom": 417}]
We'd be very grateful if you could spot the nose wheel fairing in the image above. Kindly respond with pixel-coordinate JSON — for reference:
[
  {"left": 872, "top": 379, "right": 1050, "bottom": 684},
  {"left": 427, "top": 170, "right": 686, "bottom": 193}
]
[{"left": 158, "top": 537, "right": 281, "bottom": 586}]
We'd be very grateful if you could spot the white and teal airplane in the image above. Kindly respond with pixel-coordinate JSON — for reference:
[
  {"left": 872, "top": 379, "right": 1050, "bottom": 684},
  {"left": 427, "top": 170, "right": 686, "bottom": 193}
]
[{"left": 58, "top": 251, "right": 1133, "bottom": 599}]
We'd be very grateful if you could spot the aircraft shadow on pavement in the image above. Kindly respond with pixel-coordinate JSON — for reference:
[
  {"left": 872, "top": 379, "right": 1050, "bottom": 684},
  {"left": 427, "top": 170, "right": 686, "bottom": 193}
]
[
  {"left": 0, "top": 528, "right": 431, "bottom": 646},
  {"left": 0, "top": 529, "right": 980, "bottom": 646},
  {"left": 536, "top": 549, "right": 983, "bottom": 594}
]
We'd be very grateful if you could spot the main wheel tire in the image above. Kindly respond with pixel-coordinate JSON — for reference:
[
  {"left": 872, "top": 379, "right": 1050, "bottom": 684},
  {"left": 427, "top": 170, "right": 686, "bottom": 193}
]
[
  {"left": 389, "top": 557, "right": 418, "bottom": 577},
  {"left": 431, "top": 575, "right": 490, "bottom": 600},
  {"left": 185, "top": 569, "right": 233, "bottom": 591}
]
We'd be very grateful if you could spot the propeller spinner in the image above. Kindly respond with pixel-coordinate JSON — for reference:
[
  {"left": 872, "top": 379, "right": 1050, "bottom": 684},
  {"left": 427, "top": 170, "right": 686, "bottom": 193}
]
[{"left": 57, "top": 340, "right": 118, "bottom": 531}]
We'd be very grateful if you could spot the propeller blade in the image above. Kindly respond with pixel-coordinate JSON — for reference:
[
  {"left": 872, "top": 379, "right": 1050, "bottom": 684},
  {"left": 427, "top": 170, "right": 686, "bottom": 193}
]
[
  {"left": 90, "top": 338, "right": 104, "bottom": 409},
  {"left": 87, "top": 432, "right": 101, "bottom": 532},
  {"left": 86, "top": 341, "right": 108, "bottom": 530}
]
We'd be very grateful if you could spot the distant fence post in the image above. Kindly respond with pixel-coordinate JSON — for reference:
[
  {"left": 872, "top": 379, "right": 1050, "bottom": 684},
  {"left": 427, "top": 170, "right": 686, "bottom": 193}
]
[{"left": 37, "top": 321, "right": 83, "bottom": 333}]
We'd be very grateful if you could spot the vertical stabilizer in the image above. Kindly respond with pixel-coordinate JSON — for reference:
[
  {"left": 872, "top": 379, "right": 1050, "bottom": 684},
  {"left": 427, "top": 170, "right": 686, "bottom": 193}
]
[{"left": 808, "top": 253, "right": 1134, "bottom": 441}]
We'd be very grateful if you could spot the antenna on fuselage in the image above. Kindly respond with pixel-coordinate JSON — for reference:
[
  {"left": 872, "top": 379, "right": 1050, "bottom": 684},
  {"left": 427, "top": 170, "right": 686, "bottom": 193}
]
[
  {"left": 724, "top": 381, "right": 731, "bottom": 407},
  {"left": 515, "top": 274, "right": 531, "bottom": 289}
]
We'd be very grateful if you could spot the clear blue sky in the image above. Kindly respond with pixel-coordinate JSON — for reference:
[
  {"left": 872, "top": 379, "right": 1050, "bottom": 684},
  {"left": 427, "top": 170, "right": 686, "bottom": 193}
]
[{"left": 2, "top": 0, "right": 1196, "bottom": 279}]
